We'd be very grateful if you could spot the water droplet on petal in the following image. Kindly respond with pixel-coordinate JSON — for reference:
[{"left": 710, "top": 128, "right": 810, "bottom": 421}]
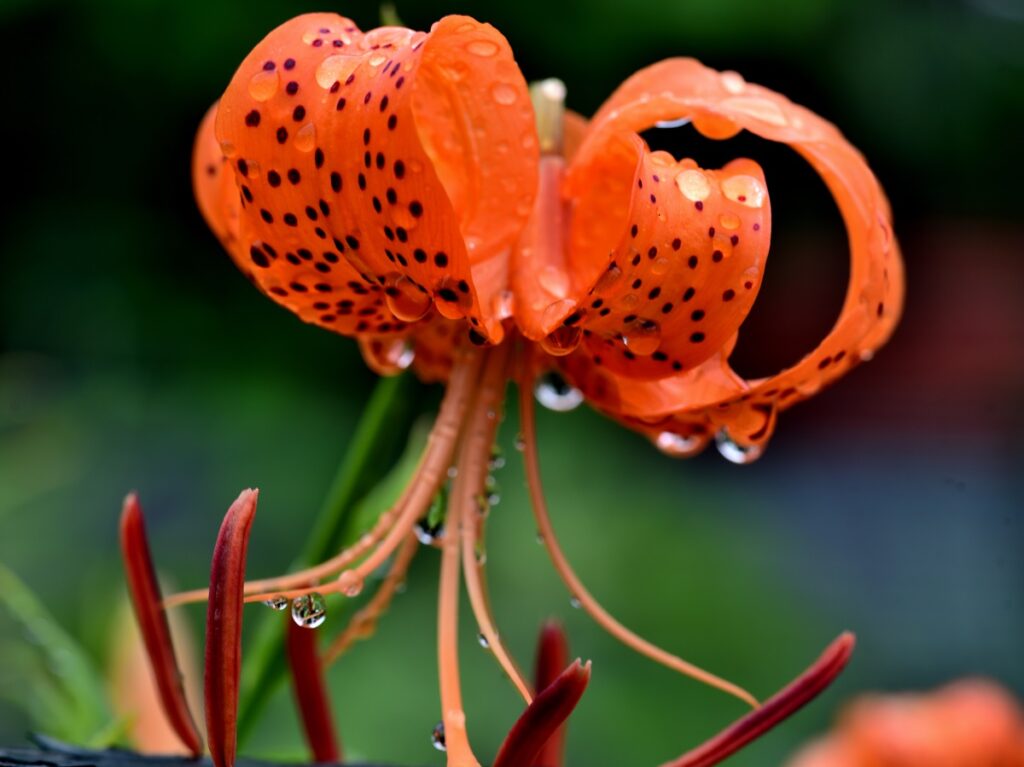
[
  {"left": 248, "top": 69, "right": 279, "bottom": 101},
  {"left": 337, "top": 570, "right": 364, "bottom": 597},
  {"left": 431, "top": 722, "right": 446, "bottom": 751},
  {"left": 622, "top": 318, "right": 661, "bottom": 356},
  {"left": 491, "top": 82, "right": 518, "bottom": 105},
  {"left": 721, "top": 70, "right": 746, "bottom": 94},
  {"left": 291, "top": 592, "right": 327, "bottom": 629},
  {"left": 719, "top": 213, "right": 741, "bottom": 230},
  {"left": 651, "top": 256, "right": 671, "bottom": 276},
  {"left": 315, "top": 54, "right": 361, "bottom": 89},
  {"left": 721, "top": 175, "right": 766, "bottom": 208},
  {"left": 293, "top": 123, "right": 316, "bottom": 153},
  {"left": 655, "top": 116, "right": 692, "bottom": 129},
  {"left": 467, "top": 39, "right": 499, "bottom": 57},
  {"left": 676, "top": 169, "right": 711, "bottom": 202},
  {"left": 721, "top": 96, "right": 788, "bottom": 127},
  {"left": 594, "top": 262, "right": 623, "bottom": 292},
  {"left": 491, "top": 289, "right": 515, "bottom": 320},
  {"left": 263, "top": 595, "right": 289, "bottom": 611},
  {"left": 368, "top": 52, "right": 387, "bottom": 67},
  {"left": 219, "top": 141, "right": 237, "bottom": 158},
  {"left": 540, "top": 325, "right": 582, "bottom": 357},
  {"left": 654, "top": 431, "right": 704, "bottom": 457},
  {"left": 385, "top": 274, "right": 433, "bottom": 321},
  {"left": 715, "top": 430, "right": 763, "bottom": 465},
  {"left": 535, "top": 372, "right": 584, "bottom": 412}
]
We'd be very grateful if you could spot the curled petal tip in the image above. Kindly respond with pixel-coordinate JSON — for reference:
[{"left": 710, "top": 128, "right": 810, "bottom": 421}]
[
  {"left": 119, "top": 494, "right": 204, "bottom": 757},
  {"left": 666, "top": 633, "right": 856, "bottom": 767},
  {"left": 205, "top": 490, "right": 260, "bottom": 767},
  {"left": 493, "top": 659, "right": 591, "bottom": 767}
]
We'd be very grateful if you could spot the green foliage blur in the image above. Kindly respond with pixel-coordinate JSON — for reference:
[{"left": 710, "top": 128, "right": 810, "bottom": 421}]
[{"left": 1, "top": 0, "right": 1022, "bottom": 765}]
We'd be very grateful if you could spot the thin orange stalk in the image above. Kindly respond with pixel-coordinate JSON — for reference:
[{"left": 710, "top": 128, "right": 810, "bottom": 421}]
[
  {"left": 164, "top": 348, "right": 485, "bottom": 610},
  {"left": 458, "top": 344, "right": 533, "bottom": 704},
  {"left": 286, "top": 617, "right": 341, "bottom": 762},
  {"left": 119, "top": 493, "right": 204, "bottom": 757},
  {"left": 664, "top": 633, "right": 856, "bottom": 767},
  {"left": 322, "top": 531, "right": 420, "bottom": 665},
  {"left": 518, "top": 376, "right": 760, "bottom": 710},
  {"left": 205, "top": 489, "right": 259, "bottom": 767}
]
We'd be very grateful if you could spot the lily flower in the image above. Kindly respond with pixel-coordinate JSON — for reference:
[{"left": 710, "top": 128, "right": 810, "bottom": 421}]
[
  {"left": 131, "top": 10, "right": 904, "bottom": 767},
  {"left": 787, "top": 679, "right": 1024, "bottom": 767}
]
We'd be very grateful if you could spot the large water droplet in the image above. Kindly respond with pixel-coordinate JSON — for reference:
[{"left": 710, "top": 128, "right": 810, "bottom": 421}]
[
  {"left": 434, "top": 276, "right": 469, "bottom": 320},
  {"left": 248, "top": 69, "right": 279, "bottom": 101},
  {"left": 263, "top": 595, "right": 289, "bottom": 611},
  {"left": 368, "top": 52, "right": 387, "bottom": 67},
  {"left": 291, "top": 593, "right": 327, "bottom": 628},
  {"left": 491, "top": 82, "right": 518, "bottom": 105},
  {"left": 467, "top": 39, "right": 499, "bottom": 57},
  {"left": 293, "top": 123, "right": 316, "bottom": 153},
  {"left": 654, "top": 431, "right": 704, "bottom": 458},
  {"left": 385, "top": 274, "right": 433, "bottom": 322},
  {"left": 540, "top": 326, "right": 582, "bottom": 357},
  {"left": 337, "top": 570, "right": 364, "bottom": 598},
  {"left": 315, "top": 54, "right": 361, "bottom": 89},
  {"left": 715, "top": 430, "right": 763, "bottom": 465},
  {"left": 622, "top": 318, "right": 661, "bottom": 356},
  {"left": 721, "top": 175, "right": 766, "bottom": 209},
  {"left": 534, "top": 372, "right": 584, "bottom": 412},
  {"left": 431, "top": 722, "right": 446, "bottom": 751},
  {"left": 675, "top": 169, "right": 711, "bottom": 202}
]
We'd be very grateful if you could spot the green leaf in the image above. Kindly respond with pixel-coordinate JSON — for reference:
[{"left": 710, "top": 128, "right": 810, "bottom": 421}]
[
  {"left": 236, "top": 372, "right": 428, "bottom": 742},
  {"left": 0, "top": 563, "right": 113, "bottom": 742}
]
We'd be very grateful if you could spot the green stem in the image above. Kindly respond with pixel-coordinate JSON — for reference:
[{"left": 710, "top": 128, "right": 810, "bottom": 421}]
[{"left": 236, "top": 372, "right": 427, "bottom": 742}]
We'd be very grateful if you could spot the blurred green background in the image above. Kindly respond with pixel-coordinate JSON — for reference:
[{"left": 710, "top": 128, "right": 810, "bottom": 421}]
[{"left": 1, "top": 0, "right": 1022, "bottom": 765}]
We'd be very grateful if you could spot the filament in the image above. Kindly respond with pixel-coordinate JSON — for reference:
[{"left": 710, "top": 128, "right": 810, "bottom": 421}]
[
  {"left": 163, "top": 347, "right": 485, "bottom": 610},
  {"left": 322, "top": 531, "right": 419, "bottom": 665},
  {"left": 518, "top": 374, "right": 760, "bottom": 710},
  {"left": 457, "top": 344, "right": 534, "bottom": 704}
]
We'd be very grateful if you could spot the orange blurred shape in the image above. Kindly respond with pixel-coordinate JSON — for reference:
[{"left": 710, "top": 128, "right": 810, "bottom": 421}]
[
  {"left": 788, "top": 679, "right": 1024, "bottom": 767},
  {"left": 109, "top": 596, "right": 203, "bottom": 754}
]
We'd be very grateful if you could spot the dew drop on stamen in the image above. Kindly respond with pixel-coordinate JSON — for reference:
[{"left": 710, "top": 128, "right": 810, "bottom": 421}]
[
  {"left": 337, "top": 570, "right": 364, "bottom": 598},
  {"left": 477, "top": 632, "right": 490, "bottom": 649},
  {"left": 569, "top": 596, "right": 582, "bottom": 609},
  {"left": 291, "top": 592, "right": 327, "bottom": 629},
  {"left": 263, "top": 595, "right": 289, "bottom": 611},
  {"left": 514, "top": 434, "right": 526, "bottom": 451},
  {"left": 248, "top": 69, "right": 279, "bottom": 101},
  {"left": 431, "top": 722, "right": 446, "bottom": 751},
  {"left": 654, "top": 431, "right": 703, "bottom": 457},
  {"left": 535, "top": 371, "right": 584, "bottom": 412},
  {"left": 715, "top": 430, "right": 764, "bottom": 465}
]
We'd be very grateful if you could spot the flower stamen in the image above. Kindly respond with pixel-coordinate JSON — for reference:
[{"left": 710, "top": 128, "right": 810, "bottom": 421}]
[{"left": 518, "top": 373, "right": 760, "bottom": 709}]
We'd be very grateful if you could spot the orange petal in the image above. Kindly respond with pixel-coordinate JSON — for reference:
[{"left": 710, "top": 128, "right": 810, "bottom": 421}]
[
  {"left": 203, "top": 13, "right": 536, "bottom": 342},
  {"left": 560, "top": 59, "right": 901, "bottom": 449},
  {"left": 205, "top": 489, "right": 259, "bottom": 767},
  {"left": 119, "top": 494, "right": 204, "bottom": 757}
]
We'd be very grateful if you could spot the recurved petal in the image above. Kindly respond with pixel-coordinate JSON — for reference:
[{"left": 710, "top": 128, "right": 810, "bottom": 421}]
[
  {"left": 492, "top": 659, "right": 591, "bottom": 767},
  {"left": 206, "top": 13, "right": 536, "bottom": 343}
]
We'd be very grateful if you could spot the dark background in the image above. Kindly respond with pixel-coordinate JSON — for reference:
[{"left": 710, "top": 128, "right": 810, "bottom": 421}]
[{"left": 1, "top": 0, "right": 1022, "bottom": 765}]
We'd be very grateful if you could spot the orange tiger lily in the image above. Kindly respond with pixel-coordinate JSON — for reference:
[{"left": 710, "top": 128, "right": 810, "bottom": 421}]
[{"left": 175, "top": 11, "right": 903, "bottom": 767}]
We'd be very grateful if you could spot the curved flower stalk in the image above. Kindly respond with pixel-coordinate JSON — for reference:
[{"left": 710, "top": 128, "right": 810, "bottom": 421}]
[{"left": 125, "top": 10, "right": 902, "bottom": 767}]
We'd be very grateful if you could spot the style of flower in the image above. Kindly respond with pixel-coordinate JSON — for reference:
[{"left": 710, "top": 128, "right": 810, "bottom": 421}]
[
  {"left": 787, "top": 679, "right": 1024, "bottom": 767},
  {"left": 124, "top": 11, "right": 903, "bottom": 767}
]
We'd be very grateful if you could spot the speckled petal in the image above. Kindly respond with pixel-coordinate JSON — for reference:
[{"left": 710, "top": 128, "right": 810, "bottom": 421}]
[
  {"left": 202, "top": 13, "right": 536, "bottom": 343},
  {"left": 558, "top": 58, "right": 902, "bottom": 452}
]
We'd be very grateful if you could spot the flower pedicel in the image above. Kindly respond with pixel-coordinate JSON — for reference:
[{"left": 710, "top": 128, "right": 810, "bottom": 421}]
[{"left": 123, "top": 11, "right": 903, "bottom": 767}]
